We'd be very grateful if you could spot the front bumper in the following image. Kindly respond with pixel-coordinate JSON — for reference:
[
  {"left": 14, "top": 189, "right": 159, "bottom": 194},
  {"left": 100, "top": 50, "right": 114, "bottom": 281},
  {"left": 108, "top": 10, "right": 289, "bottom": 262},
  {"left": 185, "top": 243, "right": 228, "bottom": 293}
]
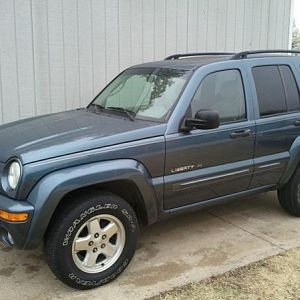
[{"left": 0, "top": 193, "right": 34, "bottom": 249}]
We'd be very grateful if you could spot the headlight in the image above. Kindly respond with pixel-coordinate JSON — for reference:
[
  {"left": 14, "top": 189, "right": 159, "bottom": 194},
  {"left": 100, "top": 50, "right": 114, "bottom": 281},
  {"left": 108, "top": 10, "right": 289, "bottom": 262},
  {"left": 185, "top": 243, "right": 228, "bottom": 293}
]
[{"left": 7, "top": 161, "right": 21, "bottom": 190}]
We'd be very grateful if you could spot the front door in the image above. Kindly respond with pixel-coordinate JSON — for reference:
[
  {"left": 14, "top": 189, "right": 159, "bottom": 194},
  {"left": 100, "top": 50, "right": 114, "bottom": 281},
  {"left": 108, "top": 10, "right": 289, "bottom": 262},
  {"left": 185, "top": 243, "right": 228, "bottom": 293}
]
[{"left": 164, "top": 68, "right": 255, "bottom": 210}]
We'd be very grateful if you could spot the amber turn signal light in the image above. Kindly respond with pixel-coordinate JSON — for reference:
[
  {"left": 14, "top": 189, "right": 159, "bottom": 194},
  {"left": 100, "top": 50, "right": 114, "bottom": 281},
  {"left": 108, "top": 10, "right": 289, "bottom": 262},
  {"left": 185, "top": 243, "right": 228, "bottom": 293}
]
[{"left": 0, "top": 210, "right": 28, "bottom": 222}]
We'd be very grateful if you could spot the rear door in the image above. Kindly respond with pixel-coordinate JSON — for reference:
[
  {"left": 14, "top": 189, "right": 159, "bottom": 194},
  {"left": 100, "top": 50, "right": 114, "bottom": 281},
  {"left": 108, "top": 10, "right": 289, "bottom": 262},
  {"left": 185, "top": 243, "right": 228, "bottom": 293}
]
[
  {"left": 164, "top": 63, "right": 256, "bottom": 210},
  {"left": 246, "top": 60, "right": 300, "bottom": 188}
]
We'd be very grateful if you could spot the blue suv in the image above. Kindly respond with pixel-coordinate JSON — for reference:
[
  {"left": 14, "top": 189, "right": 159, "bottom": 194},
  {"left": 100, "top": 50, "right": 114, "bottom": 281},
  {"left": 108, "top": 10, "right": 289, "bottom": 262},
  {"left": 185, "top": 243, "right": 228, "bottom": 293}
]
[{"left": 0, "top": 50, "right": 300, "bottom": 289}]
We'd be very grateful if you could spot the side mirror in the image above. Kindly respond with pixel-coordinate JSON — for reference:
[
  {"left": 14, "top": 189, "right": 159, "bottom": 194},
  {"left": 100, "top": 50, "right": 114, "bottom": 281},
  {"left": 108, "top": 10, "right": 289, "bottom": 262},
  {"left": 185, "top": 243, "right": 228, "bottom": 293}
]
[{"left": 184, "top": 110, "right": 220, "bottom": 131}]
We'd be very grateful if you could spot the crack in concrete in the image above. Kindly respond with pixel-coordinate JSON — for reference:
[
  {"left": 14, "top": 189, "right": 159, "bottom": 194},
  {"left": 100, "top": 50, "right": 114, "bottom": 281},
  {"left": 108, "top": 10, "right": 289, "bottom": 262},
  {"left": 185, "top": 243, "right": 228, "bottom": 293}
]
[{"left": 206, "top": 210, "right": 286, "bottom": 251}]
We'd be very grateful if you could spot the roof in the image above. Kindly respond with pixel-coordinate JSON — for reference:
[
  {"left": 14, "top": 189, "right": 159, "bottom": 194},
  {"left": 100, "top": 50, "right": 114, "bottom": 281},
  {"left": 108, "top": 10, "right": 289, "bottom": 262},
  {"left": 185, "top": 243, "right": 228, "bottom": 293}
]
[
  {"left": 130, "top": 55, "right": 233, "bottom": 71},
  {"left": 129, "top": 50, "right": 300, "bottom": 71}
]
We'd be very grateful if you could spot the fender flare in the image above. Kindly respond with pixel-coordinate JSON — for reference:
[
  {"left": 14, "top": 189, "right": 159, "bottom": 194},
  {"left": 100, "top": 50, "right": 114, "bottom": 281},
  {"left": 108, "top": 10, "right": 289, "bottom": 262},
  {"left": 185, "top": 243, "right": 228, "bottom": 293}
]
[
  {"left": 24, "top": 159, "right": 160, "bottom": 248},
  {"left": 280, "top": 136, "right": 300, "bottom": 185}
]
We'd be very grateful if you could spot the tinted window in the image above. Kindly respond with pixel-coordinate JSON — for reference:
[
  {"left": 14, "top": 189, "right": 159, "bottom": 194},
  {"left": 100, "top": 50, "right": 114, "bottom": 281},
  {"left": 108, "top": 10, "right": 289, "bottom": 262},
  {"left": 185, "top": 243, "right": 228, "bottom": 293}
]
[
  {"left": 279, "top": 65, "right": 300, "bottom": 112},
  {"left": 252, "top": 66, "right": 286, "bottom": 116},
  {"left": 191, "top": 69, "right": 246, "bottom": 124}
]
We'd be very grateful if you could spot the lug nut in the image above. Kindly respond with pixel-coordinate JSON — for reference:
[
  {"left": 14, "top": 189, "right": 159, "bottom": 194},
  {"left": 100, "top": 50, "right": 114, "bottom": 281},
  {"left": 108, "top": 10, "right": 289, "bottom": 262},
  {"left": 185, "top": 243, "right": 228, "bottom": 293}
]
[
  {"left": 101, "top": 244, "right": 106, "bottom": 249},
  {"left": 94, "top": 233, "right": 100, "bottom": 238},
  {"left": 93, "top": 247, "right": 98, "bottom": 253},
  {"left": 102, "top": 235, "right": 107, "bottom": 240},
  {"left": 88, "top": 241, "right": 94, "bottom": 246}
]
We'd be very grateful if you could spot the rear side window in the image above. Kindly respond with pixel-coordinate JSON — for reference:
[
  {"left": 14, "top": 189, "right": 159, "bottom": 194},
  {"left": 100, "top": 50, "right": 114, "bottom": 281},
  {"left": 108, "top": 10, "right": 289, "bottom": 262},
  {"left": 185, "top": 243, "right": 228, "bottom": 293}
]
[
  {"left": 252, "top": 65, "right": 300, "bottom": 117},
  {"left": 252, "top": 66, "right": 286, "bottom": 116}
]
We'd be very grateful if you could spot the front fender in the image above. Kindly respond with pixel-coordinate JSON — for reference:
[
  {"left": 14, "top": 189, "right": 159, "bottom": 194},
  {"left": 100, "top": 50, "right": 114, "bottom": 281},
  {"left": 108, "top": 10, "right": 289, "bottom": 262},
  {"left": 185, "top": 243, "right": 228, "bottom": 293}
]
[
  {"left": 24, "top": 159, "right": 160, "bottom": 248},
  {"left": 279, "top": 136, "right": 300, "bottom": 185}
]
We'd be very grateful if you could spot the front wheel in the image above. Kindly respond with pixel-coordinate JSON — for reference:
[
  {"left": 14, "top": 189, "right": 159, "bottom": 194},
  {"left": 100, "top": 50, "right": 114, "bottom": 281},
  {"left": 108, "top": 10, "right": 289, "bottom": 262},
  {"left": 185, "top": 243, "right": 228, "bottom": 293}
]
[{"left": 44, "top": 192, "right": 139, "bottom": 289}]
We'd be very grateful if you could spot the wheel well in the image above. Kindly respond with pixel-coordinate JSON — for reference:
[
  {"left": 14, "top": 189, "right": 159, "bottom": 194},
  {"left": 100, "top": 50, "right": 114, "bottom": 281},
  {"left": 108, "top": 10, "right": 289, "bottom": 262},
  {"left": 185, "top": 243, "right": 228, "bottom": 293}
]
[{"left": 49, "top": 180, "right": 148, "bottom": 228}]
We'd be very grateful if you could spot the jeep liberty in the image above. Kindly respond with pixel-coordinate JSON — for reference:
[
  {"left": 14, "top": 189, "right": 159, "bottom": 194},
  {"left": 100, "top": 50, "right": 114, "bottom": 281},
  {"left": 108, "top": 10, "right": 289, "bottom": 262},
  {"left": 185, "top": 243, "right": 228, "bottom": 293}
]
[{"left": 0, "top": 50, "right": 300, "bottom": 289}]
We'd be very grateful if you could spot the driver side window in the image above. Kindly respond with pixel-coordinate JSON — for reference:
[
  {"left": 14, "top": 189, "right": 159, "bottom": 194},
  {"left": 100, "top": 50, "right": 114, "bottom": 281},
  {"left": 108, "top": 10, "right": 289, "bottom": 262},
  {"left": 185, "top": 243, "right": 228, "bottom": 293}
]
[{"left": 191, "top": 69, "right": 246, "bottom": 124}]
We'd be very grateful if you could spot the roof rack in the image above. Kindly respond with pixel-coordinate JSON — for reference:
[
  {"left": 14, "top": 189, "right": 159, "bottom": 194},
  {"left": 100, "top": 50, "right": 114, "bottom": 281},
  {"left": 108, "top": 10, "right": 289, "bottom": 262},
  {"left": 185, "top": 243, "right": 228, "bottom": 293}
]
[
  {"left": 232, "top": 49, "right": 300, "bottom": 59},
  {"left": 164, "top": 52, "right": 235, "bottom": 60}
]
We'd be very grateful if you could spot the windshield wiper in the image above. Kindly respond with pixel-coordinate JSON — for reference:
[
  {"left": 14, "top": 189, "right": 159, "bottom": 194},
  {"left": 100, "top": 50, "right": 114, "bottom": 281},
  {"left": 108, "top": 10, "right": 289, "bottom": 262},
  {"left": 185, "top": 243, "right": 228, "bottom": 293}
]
[
  {"left": 89, "top": 104, "right": 136, "bottom": 121},
  {"left": 106, "top": 107, "right": 136, "bottom": 121},
  {"left": 88, "top": 103, "right": 105, "bottom": 114}
]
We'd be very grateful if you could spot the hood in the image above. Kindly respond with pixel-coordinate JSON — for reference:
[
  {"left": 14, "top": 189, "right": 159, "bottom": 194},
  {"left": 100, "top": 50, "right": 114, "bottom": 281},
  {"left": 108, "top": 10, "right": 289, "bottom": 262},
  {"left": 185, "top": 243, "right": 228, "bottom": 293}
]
[{"left": 0, "top": 109, "right": 166, "bottom": 164}]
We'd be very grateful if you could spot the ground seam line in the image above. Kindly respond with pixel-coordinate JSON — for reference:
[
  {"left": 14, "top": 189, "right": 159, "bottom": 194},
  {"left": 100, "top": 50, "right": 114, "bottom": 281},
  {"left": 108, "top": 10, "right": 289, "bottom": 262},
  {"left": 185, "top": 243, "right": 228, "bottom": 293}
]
[{"left": 206, "top": 210, "right": 286, "bottom": 251}]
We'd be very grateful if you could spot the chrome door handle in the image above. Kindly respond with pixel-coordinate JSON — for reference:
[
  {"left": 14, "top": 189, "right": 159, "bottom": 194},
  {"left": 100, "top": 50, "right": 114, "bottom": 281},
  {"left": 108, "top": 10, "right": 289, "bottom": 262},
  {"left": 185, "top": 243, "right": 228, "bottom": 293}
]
[{"left": 294, "top": 120, "right": 300, "bottom": 126}]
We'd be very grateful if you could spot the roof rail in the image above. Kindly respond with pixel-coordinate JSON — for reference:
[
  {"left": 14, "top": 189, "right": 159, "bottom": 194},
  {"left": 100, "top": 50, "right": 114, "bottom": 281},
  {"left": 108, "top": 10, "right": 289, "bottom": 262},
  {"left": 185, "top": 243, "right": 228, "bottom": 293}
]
[
  {"left": 232, "top": 49, "right": 300, "bottom": 59},
  {"left": 165, "top": 52, "right": 235, "bottom": 60}
]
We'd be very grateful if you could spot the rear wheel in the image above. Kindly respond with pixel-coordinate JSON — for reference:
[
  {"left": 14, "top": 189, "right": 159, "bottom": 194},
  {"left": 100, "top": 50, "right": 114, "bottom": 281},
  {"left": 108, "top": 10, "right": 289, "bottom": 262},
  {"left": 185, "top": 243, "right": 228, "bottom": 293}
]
[
  {"left": 278, "top": 167, "right": 300, "bottom": 217},
  {"left": 44, "top": 192, "right": 139, "bottom": 289}
]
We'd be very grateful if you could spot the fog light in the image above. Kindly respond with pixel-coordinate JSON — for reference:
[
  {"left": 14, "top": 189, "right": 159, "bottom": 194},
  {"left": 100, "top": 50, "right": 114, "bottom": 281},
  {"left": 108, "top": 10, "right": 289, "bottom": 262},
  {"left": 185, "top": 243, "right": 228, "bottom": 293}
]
[
  {"left": 0, "top": 210, "right": 28, "bottom": 222},
  {"left": 7, "top": 233, "right": 14, "bottom": 245}
]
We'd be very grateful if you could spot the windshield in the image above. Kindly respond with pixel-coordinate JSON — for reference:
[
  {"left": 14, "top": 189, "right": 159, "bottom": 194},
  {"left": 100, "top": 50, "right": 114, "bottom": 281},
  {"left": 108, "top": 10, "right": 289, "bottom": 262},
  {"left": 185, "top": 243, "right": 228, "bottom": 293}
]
[{"left": 89, "top": 67, "right": 191, "bottom": 122}]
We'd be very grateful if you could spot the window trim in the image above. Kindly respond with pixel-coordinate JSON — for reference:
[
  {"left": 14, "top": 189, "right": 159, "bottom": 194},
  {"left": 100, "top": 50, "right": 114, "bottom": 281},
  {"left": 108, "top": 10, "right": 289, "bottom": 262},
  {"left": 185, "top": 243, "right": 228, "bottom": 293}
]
[
  {"left": 260, "top": 110, "right": 300, "bottom": 119},
  {"left": 189, "top": 68, "right": 248, "bottom": 125}
]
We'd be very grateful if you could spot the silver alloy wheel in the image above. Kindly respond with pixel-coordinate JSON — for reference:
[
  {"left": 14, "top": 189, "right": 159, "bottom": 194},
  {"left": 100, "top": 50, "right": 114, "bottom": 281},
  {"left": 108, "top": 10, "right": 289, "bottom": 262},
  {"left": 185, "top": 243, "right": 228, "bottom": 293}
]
[{"left": 72, "top": 214, "right": 126, "bottom": 274}]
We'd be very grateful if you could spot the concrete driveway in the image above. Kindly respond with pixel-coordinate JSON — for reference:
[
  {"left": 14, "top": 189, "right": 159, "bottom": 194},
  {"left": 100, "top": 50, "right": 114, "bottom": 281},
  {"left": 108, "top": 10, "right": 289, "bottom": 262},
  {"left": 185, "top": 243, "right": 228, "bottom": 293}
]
[{"left": 1, "top": 191, "right": 300, "bottom": 300}]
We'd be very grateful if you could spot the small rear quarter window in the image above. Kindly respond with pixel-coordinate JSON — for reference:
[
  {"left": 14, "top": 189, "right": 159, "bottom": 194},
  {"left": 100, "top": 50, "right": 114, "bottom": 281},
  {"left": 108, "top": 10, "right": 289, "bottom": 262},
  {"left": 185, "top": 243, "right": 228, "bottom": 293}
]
[{"left": 278, "top": 65, "right": 300, "bottom": 112}]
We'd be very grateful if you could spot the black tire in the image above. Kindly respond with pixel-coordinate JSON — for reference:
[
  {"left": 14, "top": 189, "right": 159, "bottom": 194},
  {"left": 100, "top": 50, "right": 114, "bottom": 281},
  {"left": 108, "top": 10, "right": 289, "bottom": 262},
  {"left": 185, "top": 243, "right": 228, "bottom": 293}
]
[
  {"left": 44, "top": 191, "right": 139, "bottom": 290},
  {"left": 278, "top": 166, "right": 300, "bottom": 217}
]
